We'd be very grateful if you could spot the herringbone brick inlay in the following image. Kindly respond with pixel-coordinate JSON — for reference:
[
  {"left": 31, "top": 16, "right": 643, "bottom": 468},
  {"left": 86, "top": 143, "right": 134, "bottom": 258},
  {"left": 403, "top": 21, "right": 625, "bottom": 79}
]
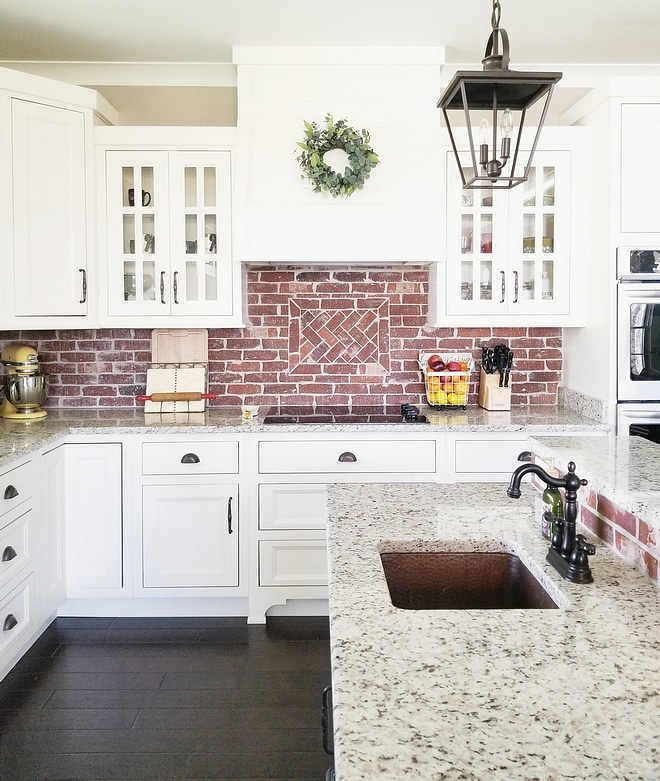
[{"left": 289, "top": 298, "right": 390, "bottom": 374}]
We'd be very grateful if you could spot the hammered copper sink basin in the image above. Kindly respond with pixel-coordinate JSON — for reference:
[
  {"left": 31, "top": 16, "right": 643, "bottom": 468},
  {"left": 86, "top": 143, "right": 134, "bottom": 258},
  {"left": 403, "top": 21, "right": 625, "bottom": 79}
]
[{"left": 380, "top": 548, "right": 560, "bottom": 610}]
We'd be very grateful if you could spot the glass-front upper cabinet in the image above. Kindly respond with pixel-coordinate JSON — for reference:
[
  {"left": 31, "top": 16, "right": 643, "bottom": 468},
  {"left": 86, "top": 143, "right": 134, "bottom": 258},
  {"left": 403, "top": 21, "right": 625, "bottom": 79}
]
[
  {"left": 104, "top": 149, "right": 234, "bottom": 320},
  {"left": 444, "top": 148, "right": 571, "bottom": 320}
]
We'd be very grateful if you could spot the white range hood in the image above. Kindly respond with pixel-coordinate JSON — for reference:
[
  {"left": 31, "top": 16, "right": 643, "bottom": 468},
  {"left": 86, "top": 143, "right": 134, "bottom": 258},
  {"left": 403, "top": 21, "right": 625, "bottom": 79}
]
[{"left": 232, "top": 46, "right": 446, "bottom": 265}]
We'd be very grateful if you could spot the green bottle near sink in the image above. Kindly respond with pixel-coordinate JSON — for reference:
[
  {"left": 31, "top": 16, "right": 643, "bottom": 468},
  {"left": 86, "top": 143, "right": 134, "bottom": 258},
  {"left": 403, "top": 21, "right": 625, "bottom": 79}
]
[{"left": 541, "top": 486, "right": 563, "bottom": 540}]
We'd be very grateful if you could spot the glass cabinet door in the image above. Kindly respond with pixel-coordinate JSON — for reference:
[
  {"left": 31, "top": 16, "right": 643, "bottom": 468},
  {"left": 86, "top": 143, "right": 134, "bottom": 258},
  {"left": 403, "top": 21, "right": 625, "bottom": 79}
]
[
  {"left": 446, "top": 157, "right": 507, "bottom": 315},
  {"left": 169, "top": 152, "right": 233, "bottom": 316},
  {"left": 106, "top": 152, "right": 169, "bottom": 315},
  {"left": 509, "top": 150, "right": 570, "bottom": 314}
]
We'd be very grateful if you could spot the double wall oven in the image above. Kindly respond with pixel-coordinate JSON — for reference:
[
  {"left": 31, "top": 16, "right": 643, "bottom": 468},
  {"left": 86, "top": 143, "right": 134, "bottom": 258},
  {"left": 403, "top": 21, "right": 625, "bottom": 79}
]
[{"left": 617, "top": 247, "right": 660, "bottom": 439}]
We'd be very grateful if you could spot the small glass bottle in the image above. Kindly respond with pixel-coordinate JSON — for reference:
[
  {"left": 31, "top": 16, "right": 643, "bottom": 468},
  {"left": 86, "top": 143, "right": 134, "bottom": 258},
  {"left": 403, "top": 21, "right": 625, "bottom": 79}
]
[{"left": 541, "top": 486, "right": 563, "bottom": 539}]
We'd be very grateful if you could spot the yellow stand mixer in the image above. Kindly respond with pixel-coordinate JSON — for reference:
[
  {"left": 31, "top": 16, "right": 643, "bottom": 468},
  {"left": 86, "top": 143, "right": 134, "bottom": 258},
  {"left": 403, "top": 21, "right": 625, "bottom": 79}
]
[{"left": 0, "top": 344, "right": 48, "bottom": 420}]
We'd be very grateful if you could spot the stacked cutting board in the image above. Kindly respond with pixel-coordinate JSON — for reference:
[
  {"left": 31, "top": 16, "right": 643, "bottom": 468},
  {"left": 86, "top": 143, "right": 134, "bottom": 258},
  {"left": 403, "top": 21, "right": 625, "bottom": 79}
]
[{"left": 141, "top": 329, "right": 211, "bottom": 413}]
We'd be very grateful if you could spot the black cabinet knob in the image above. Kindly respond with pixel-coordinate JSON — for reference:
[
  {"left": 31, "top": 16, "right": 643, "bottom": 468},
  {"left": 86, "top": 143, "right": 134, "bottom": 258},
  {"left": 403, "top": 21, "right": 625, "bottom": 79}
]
[{"left": 2, "top": 546, "right": 17, "bottom": 562}]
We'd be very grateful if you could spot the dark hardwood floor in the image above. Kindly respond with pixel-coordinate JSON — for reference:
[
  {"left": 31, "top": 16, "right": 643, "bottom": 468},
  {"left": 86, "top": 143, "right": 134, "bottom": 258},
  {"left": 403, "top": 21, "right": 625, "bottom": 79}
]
[{"left": 0, "top": 616, "right": 333, "bottom": 780}]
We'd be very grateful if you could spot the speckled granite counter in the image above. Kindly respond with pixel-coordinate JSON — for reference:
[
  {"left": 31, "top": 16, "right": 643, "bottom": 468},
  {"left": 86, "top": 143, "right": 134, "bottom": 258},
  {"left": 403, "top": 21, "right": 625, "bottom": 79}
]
[
  {"left": 325, "top": 482, "right": 659, "bottom": 780},
  {"left": 531, "top": 434, "right": 660, "bottom": 532},
  {"left": 0, "top": 405, "right": 607, "bottom": 469}
]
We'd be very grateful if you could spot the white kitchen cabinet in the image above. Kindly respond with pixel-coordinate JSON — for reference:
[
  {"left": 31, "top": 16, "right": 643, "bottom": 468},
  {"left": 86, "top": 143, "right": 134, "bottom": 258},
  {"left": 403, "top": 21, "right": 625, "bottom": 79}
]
[
  {"left": 430, "top": 129, "right": 585, "bottom": 327},
  {"left": 137, "top": 438, "right": 243, "bottom": 596},
  {"left": 620, "top": 103, "right": 660, "bottom": 234},
  {"left": 0, "top": 457, "right": 38, "bottom": 682},
  {"left": 64, "top": 443, "right": 123, "bottom": 594},
  {"left": 249, "top": 433, "right": 438, "bottom": 622},
  {"left": 0, "top": 67, "right": 115, "bottom": 328},
  {"left": 38, "top": 445, "right": 66, "bottom": 617},
  {"left": 142, "top": 484, "right": 239, "bottom": 588},
  {"left": 96, "top": 127, "right": 243, "bottom": 328}
]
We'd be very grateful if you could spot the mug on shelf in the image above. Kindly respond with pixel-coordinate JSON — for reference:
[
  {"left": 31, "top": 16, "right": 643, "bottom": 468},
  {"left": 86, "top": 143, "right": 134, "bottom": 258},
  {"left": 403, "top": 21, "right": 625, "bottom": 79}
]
[{"left": 128, "top": 188, "right": 151, "bottom": 207}]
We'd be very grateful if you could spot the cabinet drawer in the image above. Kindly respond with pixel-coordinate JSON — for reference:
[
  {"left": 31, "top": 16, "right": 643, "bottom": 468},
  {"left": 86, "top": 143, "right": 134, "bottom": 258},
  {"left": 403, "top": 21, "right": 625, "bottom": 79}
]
[
  {"left": 259, "top": 539, "right": 328, "bottom": 587},
  {"left": 259, "top": 484, "right": 328, "bottom": 530},
  {"left": 0, "top": 510, "right": 33, "bottom": 593},
  {"left": 258, "top": 440, "right": 436, "bottom": 475},
  {"left": 142, "top": 441, "right": 239, "bottom": 475},
  {"left": 454, "top": 438, "right": 528, "bottom": 475},
  {"left": 1, "top": 461, "right": 33, "bottom": 520},
  {"left": 0, "top": 574, "right": 35, "bottom": 661}
]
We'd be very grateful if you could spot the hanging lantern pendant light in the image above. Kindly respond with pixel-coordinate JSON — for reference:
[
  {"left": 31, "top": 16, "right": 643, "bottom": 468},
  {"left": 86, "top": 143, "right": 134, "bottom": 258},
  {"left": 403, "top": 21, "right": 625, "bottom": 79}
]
[{"left": 438, "top": 0, "right": 562, "bottom": 190}]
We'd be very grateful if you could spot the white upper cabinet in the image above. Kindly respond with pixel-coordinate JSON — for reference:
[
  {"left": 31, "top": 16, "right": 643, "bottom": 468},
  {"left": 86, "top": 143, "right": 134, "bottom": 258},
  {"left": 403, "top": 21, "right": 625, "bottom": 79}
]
[
  {"left": 96, "top": 127, "right": 244, "bottom": 328},
  {"left": 620, "top": 103, "right": 660, "bottom": 234},
  {"left": 0, "top": 68, "right": 114, "bottom": 328},
  {"left": 430, "top": 129, "right": 586, "bottom": 327}
]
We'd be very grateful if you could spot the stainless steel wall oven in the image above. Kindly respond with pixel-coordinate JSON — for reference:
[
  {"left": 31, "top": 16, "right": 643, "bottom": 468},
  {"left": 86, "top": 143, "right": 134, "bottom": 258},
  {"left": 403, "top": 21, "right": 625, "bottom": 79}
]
[{"left": 617, "top": 247, "right": 660, "bottom": 435}]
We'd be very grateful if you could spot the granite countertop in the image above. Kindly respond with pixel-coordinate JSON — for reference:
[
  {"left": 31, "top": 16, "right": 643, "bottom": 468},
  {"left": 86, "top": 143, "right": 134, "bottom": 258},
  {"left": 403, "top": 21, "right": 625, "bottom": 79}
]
[
  {"left": 531, "top": 434, "right": 660, "bottom": 532},
  {"left": 0, "top": 405, "right": 607, "bottom": 470},
  {"left": 325, "top": 481, "right": 660, "bottom": 780}
]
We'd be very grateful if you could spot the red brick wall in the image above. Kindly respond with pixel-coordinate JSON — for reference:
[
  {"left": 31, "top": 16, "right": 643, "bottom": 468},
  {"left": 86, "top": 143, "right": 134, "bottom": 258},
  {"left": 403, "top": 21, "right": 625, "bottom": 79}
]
[{"left": 0, "top": 265, "right": 562, "bottom": 408}]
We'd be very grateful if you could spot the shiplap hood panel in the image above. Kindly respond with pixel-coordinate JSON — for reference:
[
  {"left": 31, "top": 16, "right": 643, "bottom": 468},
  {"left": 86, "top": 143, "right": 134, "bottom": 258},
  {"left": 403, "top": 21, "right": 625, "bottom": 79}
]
[{"left": 233, "top": 47, "right": 446, "bottom": 264}]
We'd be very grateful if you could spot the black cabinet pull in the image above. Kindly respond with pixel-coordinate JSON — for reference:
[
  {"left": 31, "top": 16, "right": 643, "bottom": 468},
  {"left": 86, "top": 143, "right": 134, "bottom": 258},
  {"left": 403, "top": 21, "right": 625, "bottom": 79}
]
[
  {"left": 227, "top": 496, "right": 233, "bottom": 535},
  {"left": 180, "top": 453, "right": 200, "bottom": 464},
  {"left": 79, "top": 268, "right": 87, "bottom": 303},
  {"left": 3, "top": 485, "right": 19, "bottom": 500},
  {"left": 160, "top": 271, "right": 166, "bottom": 304},
  {"left": 3, "top": 614, "right": 18, "bottom": 632},
  {"left": 2, "top": 546, "right": 17, "bottom": 562},
  {"left": 338, "top": 452, "right": 357, "bottom": 463},
  {"left": 173, "top": 271, "right": 179, "bottom": 305},
  {"left": 322, "top": 686, "right": 334, "bottom": 755},
  {"left": 500, "top": 270, "right": 506, "bottom": 304}
]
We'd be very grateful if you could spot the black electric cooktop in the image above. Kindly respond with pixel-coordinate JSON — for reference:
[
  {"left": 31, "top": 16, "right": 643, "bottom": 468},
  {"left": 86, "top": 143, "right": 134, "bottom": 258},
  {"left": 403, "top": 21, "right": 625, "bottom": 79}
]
[{"left": 263, "top": 404, "right": 428, "bottom": 425}]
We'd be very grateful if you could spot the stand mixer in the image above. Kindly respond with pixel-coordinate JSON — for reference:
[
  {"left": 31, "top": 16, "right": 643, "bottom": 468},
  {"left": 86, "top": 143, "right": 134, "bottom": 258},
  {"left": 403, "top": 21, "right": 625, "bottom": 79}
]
[{"left": 0, "top": 344, "right": 48, "bottom": 420}]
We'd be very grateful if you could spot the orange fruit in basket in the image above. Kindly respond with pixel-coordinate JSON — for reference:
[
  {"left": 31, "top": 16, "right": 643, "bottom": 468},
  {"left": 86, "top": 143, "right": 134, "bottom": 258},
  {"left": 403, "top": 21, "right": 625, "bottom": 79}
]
[
  {"left": 427, "top": 375, "right": 440, "bottom": 390},
  {"left": 443, "top": 382, "right": 454, "bottom": 392},
  {"left": 454, "top": 381, "right": 468, "bottom": 394},
  {"left": 459, "top": 360, "right": 468, "bottom": 371}
]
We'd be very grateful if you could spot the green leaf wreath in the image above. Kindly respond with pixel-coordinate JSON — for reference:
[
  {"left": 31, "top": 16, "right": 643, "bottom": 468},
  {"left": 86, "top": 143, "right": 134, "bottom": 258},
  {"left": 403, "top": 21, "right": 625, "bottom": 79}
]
[{"left": 295, "top": 114, "right": 380, "bottom": 198}]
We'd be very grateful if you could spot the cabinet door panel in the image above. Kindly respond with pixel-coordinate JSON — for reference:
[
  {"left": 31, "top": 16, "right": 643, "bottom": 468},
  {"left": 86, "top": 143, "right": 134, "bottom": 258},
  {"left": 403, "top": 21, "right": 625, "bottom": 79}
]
[
  {"left": 620, "top": 103, "right": 660, "bottom": 233},
  {"left": 12, "top": 99, "right": 87, "bottom": 316},
  {"left": 105, "top": 151, "right": 170, "bottom": 316},
  {"left": 142, "top": 484, "right": 239, "bottom": 588},
  {"left": 259, "top": 539, "right": 328, "bottom": 587},
  {"left": 64, "top": 443, "right": 123, "bottom": 590},
  {"left": 258, "top": 484, "right": 328, "bottom": 530},
  {"left": 168, "top": 151, "right": 234, "bottom": 317}
]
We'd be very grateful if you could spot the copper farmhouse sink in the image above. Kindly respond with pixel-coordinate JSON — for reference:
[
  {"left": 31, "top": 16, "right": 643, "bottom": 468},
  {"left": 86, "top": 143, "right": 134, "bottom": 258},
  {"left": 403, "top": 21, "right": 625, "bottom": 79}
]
[{"left": 380, "top": 548, "right": 560, "bottom": 610}]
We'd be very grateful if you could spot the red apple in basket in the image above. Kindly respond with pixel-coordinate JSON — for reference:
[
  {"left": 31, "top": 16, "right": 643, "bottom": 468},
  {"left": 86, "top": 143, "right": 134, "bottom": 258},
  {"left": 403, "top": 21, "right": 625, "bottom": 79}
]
[
  {"left": 427, "top": 354, "right": 446, "bottom": 372},
  {"left": 446, "top": 361, "right": 462, "bottom": 372}
]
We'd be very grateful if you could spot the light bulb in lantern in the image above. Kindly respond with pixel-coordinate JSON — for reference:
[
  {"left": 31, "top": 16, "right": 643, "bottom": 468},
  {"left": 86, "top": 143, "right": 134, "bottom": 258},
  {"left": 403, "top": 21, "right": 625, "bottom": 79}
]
[
  {"left": 479, "top": 118, "right": 490, "bottom": 166},
  {"left": 499, "top": 108, "right": 513, "bottom": 160}
]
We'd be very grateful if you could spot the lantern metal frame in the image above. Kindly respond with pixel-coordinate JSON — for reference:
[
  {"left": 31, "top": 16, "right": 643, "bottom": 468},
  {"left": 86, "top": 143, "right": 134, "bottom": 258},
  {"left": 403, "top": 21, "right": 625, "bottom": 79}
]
[{"left": 437, "top": 0, "right": 562, "bottom": 190}]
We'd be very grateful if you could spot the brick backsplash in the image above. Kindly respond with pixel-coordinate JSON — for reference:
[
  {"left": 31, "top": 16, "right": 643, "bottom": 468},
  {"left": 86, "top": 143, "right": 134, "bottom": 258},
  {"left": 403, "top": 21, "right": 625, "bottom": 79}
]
[{"left": 0, "top": 265, "right": 562, "bottom": 408}]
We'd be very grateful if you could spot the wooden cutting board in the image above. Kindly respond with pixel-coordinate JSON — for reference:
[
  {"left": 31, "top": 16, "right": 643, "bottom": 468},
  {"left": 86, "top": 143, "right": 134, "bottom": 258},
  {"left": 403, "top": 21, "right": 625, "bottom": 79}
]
[{"left": 144, "top": 366, "right": 207, "bottom": 413}]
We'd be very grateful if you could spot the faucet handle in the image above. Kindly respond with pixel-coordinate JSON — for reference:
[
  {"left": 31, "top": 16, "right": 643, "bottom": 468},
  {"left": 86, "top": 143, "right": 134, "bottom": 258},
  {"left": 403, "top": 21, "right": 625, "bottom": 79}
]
[
  {"left": 574, "top": 534, "right": 596, "bottom": 557},
  {"left": 567, "top": 534, "right": 596, "bottom": 584}
]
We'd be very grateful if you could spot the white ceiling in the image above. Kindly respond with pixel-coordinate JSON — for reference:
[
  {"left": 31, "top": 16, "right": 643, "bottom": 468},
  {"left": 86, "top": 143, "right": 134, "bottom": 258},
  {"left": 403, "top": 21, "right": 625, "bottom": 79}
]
[{"left": 1, "top": 0, "right": 660, "bottom": 66}]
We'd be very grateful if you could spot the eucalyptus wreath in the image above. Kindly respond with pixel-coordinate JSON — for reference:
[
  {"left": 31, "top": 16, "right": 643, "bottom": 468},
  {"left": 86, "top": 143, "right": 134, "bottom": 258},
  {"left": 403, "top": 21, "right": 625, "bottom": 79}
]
[{"left": 295, "top": 114, "right": 380, "bottom": 198}]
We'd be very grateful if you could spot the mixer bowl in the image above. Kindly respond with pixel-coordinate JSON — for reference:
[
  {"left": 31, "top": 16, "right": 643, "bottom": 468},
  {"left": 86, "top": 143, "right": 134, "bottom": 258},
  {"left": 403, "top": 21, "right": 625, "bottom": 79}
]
[{"left": 3, "top": 373, "right": 47, "bottom": 412}]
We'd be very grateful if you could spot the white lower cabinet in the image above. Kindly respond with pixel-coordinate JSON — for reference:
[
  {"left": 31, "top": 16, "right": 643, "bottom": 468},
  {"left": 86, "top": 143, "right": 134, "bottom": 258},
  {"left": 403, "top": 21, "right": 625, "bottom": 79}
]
[
  {"left": 446, "top": 434, "right": 531, "bottom": 482},
  {"left": 64, "top": 443, "right": 123, "bottom": 594},
  {"left": 135, "top": 438, "right": 244, "bottom": 600},
  {"left": 249, "top": 434, "right": 438, "bottom": 622},
  {"left": 0, "top": 456, "right": 42, "bottom": 682},
  {"left": 142, "top": 484, "right": 239, "bottom": 588}
]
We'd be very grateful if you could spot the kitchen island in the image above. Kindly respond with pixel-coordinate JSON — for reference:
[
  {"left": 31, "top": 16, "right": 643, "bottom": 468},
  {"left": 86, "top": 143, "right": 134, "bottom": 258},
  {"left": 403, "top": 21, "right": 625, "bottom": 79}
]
[{"left": 325, "top": 480, "right": 659, "bottom": 780}]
